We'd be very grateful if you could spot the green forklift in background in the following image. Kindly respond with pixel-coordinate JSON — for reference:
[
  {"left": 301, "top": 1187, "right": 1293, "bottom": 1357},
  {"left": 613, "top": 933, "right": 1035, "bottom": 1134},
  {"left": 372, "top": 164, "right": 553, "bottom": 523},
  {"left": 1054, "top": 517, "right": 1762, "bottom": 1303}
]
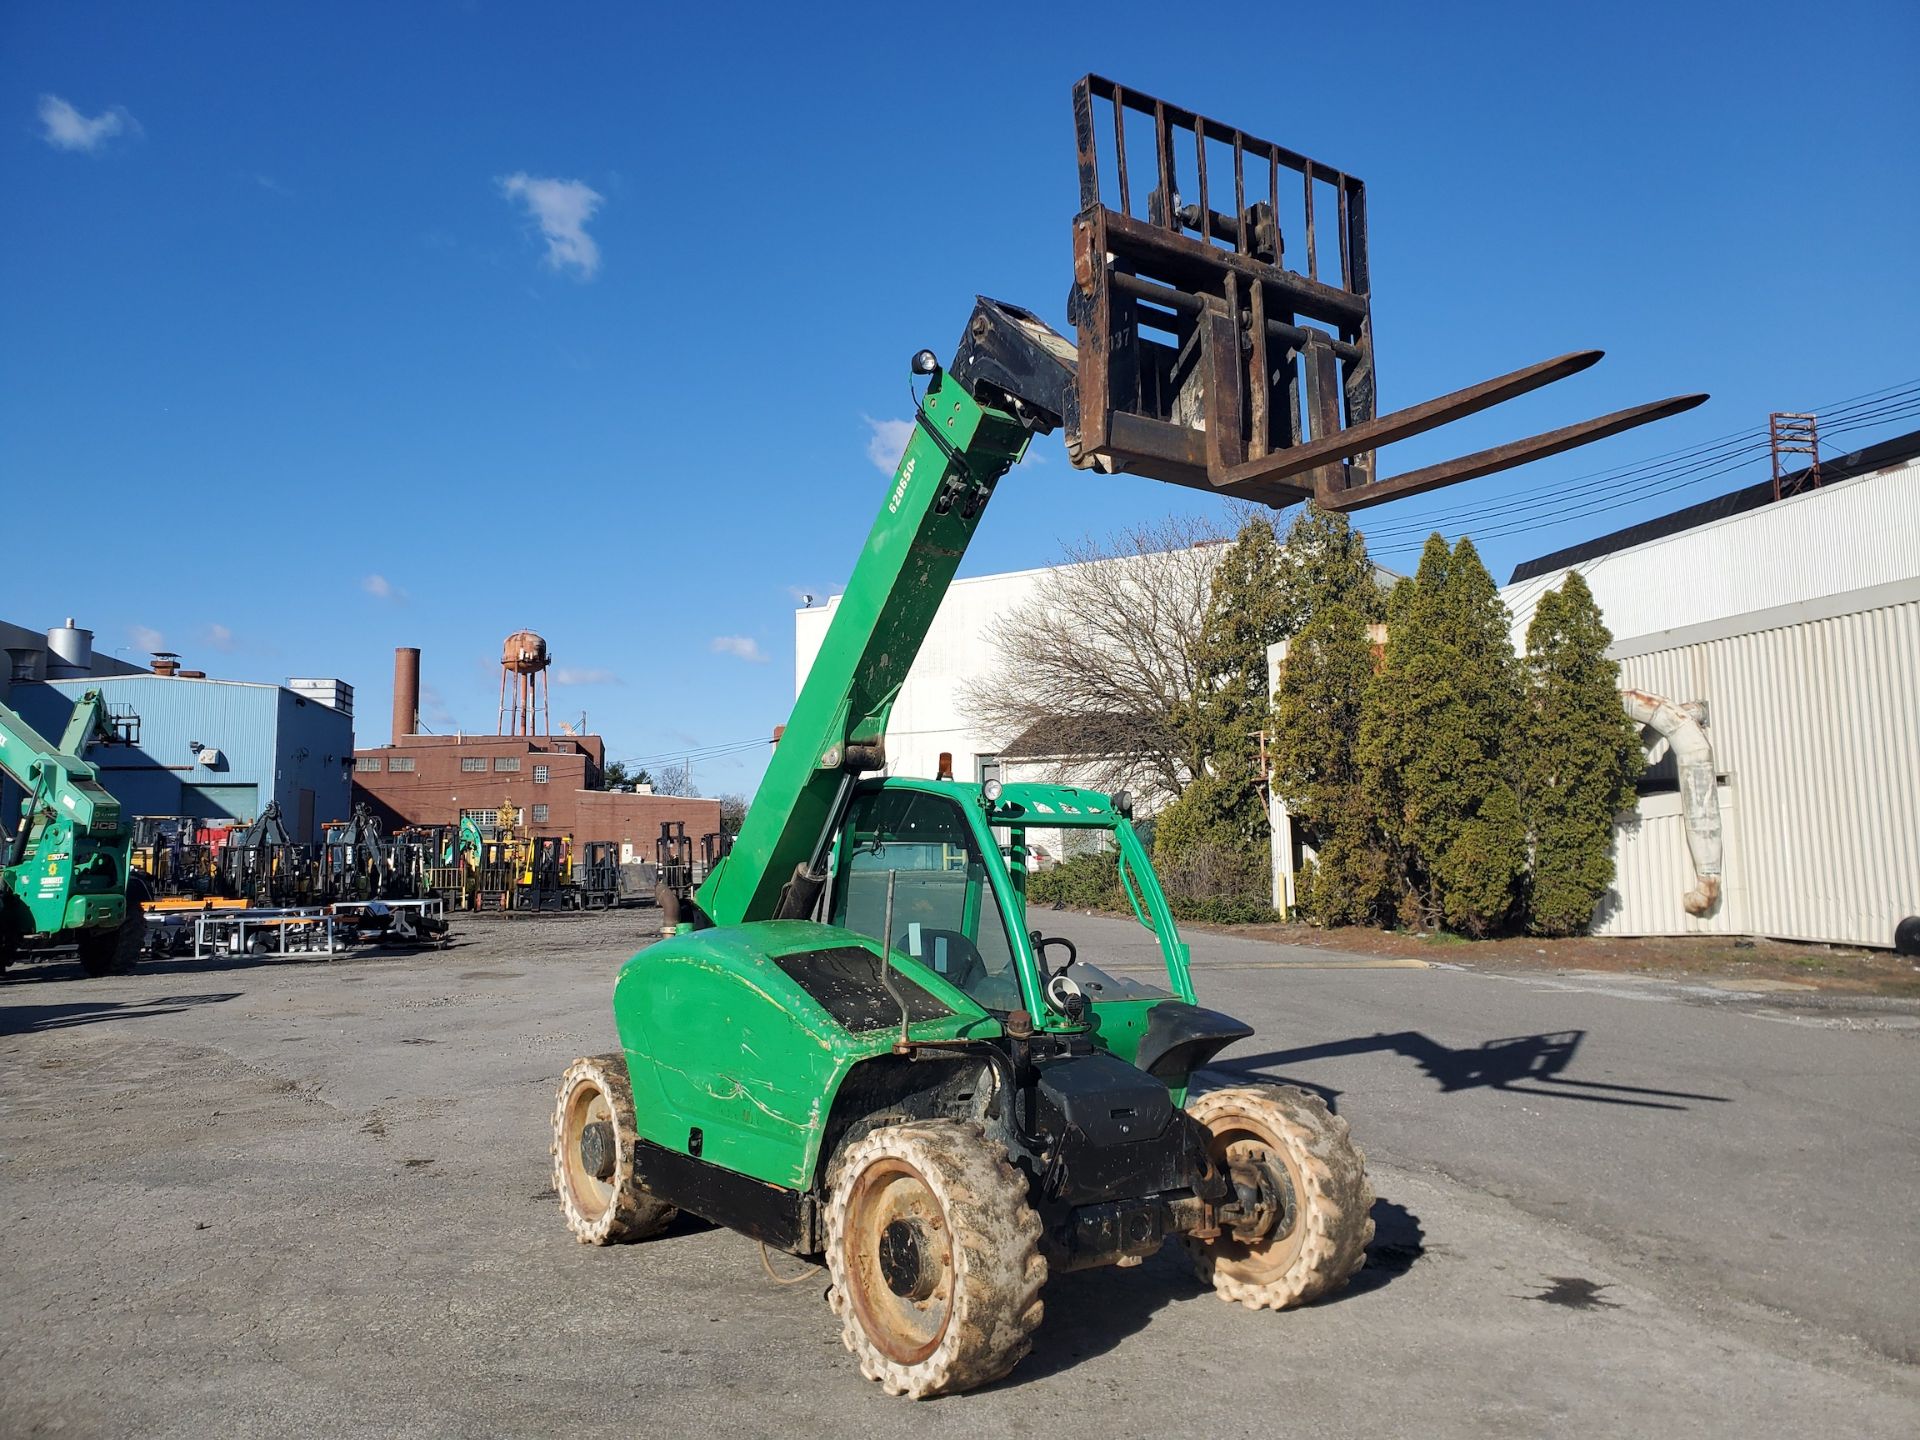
[
  {"left": 0, "top": 688, "right": 143, "bottom": 977},
  {"left": 551, "top": 75, "right": 1705, "bottom": 1397}
]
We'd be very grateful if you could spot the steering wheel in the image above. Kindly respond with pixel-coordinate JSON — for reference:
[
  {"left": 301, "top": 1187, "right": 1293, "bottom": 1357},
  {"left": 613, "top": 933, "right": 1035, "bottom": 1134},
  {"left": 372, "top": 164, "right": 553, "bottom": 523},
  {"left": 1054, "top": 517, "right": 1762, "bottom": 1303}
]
[{"left": 1029, "top": 931, "right": 1077, "bottom": 977}]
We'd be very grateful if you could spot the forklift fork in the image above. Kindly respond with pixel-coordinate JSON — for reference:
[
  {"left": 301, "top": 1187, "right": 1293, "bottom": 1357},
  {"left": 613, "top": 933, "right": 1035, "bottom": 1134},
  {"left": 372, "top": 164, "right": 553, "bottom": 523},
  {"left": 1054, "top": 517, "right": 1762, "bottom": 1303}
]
[{"left": 1064, "top": 75, "right": 1705, "bottom": 511}]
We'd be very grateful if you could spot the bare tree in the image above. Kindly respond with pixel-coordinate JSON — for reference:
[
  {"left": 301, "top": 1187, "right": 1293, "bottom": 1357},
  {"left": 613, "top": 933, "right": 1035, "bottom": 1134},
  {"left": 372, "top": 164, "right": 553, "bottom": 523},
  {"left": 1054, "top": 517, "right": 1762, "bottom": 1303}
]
[
  {"left": 963, "top": 513, "right": 1247, "bottom": 800},
  {"left": 652, "top": 759, "right": 700, "bottom": 797}
]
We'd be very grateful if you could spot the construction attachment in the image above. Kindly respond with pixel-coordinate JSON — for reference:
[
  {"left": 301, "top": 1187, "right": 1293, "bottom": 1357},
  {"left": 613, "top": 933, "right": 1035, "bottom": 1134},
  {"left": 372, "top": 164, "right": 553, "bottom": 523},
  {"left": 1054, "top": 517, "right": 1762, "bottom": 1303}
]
[{"left": 1064, "top": 75, "right": 1706, "bottom": 511}]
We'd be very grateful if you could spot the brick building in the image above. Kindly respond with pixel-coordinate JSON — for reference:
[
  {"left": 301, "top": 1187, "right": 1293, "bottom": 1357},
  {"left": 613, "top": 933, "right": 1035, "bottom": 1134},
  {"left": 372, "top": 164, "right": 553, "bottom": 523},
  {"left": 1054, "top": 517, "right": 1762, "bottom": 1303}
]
[{"left": 351, "top": 648, "right": 719, "bottom": 861}]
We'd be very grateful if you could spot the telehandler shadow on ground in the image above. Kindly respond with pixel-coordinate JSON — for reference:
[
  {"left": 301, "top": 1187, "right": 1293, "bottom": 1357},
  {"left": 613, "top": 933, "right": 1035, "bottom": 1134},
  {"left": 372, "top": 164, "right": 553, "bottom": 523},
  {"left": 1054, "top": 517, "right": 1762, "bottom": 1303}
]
[{"left": 1222, "top": 1030, "right": 1731, "bottom": 1112}]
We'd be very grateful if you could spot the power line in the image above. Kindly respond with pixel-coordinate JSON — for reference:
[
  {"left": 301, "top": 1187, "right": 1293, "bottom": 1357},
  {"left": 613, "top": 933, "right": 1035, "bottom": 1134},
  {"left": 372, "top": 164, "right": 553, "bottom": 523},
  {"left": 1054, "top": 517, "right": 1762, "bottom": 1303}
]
[
  {"left": 614, "top": 736, "right": 772, "bottom": 769},
  {"left": 1356, "top": 376, "right": 1920, "bottom": 539},
  {"left": 1360, "top": 432, "right": 1773, "bottom": 540},
  {"left": 1364, "top": 385, "right": 1920, "bottom": 555}
]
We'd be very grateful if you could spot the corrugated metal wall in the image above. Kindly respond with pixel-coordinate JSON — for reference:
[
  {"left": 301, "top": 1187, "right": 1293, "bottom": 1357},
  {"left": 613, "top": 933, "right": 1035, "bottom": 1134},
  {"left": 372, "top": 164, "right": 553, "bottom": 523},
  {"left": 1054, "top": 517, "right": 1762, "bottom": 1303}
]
[{"left": 1598, "top": 597, "right": 1920, "bottom": 947}]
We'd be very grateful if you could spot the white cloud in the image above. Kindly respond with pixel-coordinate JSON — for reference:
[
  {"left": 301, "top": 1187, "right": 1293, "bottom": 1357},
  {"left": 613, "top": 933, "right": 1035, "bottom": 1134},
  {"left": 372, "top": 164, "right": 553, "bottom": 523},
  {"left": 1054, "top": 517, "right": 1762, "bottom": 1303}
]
[
  {"left": 554, "top": 667, "right": 620, "bottom": 685},
  {"left": 709, "top": 635, "right": 768, "bottom": 664},
  {"left": 38, "top": 95, "right": 139, "bottom": 153},
  {"left": 864, "top": 415, "right": 915, "bottom": 474},
  {"left": 204, "top": 623, "right": 236, "bottom": 652},
  {"left": 497, "top": 173, "right": 604, "bottom": 279},
  {"left": 362, "top": 573, "right": 405, "bottom": 602},
  {"left": 128, "top": 624, "right": 165, "bottom": 652}
]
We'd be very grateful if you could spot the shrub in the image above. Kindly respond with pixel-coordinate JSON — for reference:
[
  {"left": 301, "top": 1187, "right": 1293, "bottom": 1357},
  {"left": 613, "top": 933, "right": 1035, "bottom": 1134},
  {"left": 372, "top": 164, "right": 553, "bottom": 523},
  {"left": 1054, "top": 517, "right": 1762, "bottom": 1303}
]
[{"left": 1026, "top": 852, "right": 1124, "bottom": 911}]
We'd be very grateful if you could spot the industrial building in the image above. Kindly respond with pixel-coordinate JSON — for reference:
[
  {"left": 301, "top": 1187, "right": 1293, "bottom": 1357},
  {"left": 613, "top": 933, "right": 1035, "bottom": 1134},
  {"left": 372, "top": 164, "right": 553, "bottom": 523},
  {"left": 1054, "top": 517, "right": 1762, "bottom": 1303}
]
[
  {"left": 1495, "top": 430, "right": 1919, "bottom": 950},
  {"left": 351, "top": 643, "right": 719, "bottom": 861},
  {"left": 2, "top": 616, "right": 148, "bottom": 697},
  {"left": 797, "top": 554, "right": 1188, "bottom": 861},
  {"left": 2, "top": 620, "right": 354, "bottom": 844}
]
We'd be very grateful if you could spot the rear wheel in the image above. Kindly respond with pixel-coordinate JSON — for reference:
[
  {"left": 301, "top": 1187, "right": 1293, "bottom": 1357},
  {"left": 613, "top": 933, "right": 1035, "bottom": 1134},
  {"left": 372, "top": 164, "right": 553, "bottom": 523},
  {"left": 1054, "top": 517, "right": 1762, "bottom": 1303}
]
[
  {"left": 552, "top": 1053, "right": 677, "bottom": 1244},
  {"left": 825, "top": 1120, "right": 1045, "bottom": 1399},
  {"left": 1183, "top": 1084, "right": 1373, "bottom": 1310}
]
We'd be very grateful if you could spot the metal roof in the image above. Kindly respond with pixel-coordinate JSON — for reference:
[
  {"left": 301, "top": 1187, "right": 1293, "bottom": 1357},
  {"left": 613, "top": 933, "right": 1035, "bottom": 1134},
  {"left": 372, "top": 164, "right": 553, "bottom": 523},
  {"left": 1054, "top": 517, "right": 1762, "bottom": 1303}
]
[{"left": 1508, "top": 428, "right": 1920, "bottom": 583}]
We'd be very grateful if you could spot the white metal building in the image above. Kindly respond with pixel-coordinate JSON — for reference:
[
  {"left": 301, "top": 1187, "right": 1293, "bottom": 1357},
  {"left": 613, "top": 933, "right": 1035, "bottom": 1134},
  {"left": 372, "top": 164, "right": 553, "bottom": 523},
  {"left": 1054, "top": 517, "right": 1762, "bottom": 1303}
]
[
  {"left": 1494, "top": 432, "right": 1919, "bottom": 948},
  {"left": 794, "top": 552, "right": 1199, "bottom": 859}
]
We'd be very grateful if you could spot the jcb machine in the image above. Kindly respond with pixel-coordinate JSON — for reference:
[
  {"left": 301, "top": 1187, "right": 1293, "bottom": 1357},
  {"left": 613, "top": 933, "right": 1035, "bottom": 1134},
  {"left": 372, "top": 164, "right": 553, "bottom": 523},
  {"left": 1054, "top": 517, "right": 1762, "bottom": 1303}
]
[
  {"left": 552, "top": 77, "right": 1704, "bottom": 1397},
  {"left": 0, "top": 689, "right": 142, "bottom": 976}
]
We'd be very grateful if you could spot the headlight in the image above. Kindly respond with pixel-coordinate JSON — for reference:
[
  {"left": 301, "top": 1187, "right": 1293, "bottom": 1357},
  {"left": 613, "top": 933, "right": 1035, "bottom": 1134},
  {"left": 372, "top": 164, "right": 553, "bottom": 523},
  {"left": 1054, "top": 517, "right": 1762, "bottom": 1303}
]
[{"left": 982, "top": 779, "right": 1003, "bottom": 803}]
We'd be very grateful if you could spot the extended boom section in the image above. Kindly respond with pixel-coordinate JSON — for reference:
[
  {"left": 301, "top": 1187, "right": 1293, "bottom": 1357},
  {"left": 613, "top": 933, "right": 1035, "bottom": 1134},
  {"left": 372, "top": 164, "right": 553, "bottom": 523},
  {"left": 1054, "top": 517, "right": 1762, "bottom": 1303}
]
[{"left": 696, "top": 351, "right": 1038, "bottom": 928}]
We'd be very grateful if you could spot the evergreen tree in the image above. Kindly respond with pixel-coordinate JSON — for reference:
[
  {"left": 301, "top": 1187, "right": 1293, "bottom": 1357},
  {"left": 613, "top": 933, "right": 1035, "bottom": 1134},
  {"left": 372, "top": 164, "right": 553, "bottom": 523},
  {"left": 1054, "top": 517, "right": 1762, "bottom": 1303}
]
[
  {"left": 1358, "top": 535, "right": 1525, "bottom": 933},
  {"left": 1429, "top": 538, "right": 1526, "bottom": 934},
  {"left": 1273, "top": 502, "right": 1387, "bottom": 631},
  {"left": 1520, "top": 572, "right": 1644, "bottom": 935},
  {"left": 1270, "top": 599, "right": 1388, "bottom": 923},
  {"left": 1358, "top": 537, "right": 1449, "bottom": 926},
  {"left": 1155, "top": 516, "right": 1289, "bottom": 893}
]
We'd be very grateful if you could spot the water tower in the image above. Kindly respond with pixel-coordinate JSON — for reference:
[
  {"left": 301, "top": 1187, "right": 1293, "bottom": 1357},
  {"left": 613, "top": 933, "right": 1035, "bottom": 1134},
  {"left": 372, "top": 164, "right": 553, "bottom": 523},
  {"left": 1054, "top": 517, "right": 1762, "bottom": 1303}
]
[{"left": 497, "top": 629, "right": 552, "bottom": 737}]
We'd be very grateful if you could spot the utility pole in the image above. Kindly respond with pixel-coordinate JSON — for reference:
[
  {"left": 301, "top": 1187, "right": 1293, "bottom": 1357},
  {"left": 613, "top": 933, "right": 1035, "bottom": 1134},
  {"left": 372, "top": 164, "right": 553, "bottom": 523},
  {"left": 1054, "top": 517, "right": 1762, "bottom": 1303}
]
[{"left": 1770, "top": 412, "right": 1822, "bottom": 501}]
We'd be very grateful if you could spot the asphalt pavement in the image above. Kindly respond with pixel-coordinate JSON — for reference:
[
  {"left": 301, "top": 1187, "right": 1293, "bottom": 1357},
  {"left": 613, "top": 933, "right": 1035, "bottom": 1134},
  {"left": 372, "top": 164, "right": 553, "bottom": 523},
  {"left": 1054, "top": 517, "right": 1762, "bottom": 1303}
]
[{"left": 2, "top": 908, "right": 1915, "bottom": 1438}]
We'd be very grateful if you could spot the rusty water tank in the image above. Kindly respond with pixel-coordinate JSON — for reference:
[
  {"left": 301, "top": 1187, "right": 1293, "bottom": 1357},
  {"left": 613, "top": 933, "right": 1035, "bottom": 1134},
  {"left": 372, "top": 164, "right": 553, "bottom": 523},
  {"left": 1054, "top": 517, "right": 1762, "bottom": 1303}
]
[{"left": 502, "top": 630, "right": 550, "bottom": 674}]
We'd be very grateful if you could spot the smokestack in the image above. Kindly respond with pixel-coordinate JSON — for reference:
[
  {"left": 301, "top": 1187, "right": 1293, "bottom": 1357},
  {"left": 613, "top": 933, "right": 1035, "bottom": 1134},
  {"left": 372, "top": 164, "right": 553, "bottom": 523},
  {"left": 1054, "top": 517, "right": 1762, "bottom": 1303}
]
[{"left": 393, "top": 647, "right": 421, "bottom": 745}]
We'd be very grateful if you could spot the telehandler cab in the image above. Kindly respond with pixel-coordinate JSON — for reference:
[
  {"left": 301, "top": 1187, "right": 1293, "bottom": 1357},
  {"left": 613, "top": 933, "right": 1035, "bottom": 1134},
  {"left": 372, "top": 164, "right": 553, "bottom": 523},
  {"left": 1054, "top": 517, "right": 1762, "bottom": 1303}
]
[{"left": 553, "top": 76, "right": 1704, "bottom": 1397}]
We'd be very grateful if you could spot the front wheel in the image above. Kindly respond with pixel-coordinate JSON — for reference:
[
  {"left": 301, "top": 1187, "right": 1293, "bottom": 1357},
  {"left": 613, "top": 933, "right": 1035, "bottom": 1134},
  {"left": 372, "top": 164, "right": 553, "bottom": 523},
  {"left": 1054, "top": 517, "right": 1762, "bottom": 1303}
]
[
  {"left": 551, "top": 1053, "right": 677, "bottom": 1244},
  {"left": 77, "top": 909, "right": 144, "bottom": 978},
  {"left": 825, "top": 1120, "right": 1045, "bottom": 1399},
  {"left": 1183, "top": 1084, "right": 1374, "bottom": 1310}
]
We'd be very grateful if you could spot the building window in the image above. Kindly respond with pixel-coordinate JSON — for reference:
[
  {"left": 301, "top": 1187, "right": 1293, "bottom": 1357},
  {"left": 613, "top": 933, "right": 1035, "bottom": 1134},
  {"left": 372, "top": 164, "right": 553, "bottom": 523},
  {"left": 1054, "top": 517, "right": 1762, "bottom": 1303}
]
[
  {"left": 494, "top": 757, "right": 521, "bottom": 772},
  {"left": 975, "top": 754, "right": 1002, "bottom": 787},
  {"left": 531, "top": 804, "right": 550, "bottom": 824},
  {"left": 355, "top": 757, "right": 382, "bottom": 773},
  {"left": 386, "top": 757, "right": 415, "bottom": 772},
  {"left": 533, "top": 764, "right": 550, "bottom": 784},
  {"left": 461, "top": 757, "right": 486, "bottom": 773}
]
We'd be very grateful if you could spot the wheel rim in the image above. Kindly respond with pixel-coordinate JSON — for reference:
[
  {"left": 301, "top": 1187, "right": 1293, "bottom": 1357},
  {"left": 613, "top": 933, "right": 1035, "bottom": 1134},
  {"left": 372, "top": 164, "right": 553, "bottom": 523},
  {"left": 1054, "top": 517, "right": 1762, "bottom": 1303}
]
[
  {"left": 841, "top": 1156, "right": 953, "bottom": 1366},
  {"left": 1204, "top": 1111, "right": 1307, "bottom": 1279},
  {"left": 560, "top": 1078, "right": 617, "bottom": 1220}
]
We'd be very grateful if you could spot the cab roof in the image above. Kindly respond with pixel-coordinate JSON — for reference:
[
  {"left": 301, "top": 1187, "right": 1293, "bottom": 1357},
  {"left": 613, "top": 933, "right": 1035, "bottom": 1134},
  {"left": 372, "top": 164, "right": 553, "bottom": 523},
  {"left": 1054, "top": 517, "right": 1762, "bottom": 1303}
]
[{"left": 864, "top": 776, "right": 1131, "bottom": 829}]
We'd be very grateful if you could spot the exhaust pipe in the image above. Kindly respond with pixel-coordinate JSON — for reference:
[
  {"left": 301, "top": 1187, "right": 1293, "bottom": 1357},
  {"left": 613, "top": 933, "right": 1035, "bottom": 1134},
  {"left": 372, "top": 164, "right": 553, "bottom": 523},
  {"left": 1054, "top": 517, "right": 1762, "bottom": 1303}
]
[{"left": 1622, "top": 689, "right": 1722, "bottom": 916}]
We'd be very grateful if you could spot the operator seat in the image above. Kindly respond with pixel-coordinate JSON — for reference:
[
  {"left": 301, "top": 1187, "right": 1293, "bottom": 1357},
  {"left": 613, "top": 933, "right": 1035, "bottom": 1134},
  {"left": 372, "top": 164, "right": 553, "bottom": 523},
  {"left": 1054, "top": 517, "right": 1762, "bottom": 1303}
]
[{"left": 903, "top": 927, "right": 1019, "bottom": 1011}]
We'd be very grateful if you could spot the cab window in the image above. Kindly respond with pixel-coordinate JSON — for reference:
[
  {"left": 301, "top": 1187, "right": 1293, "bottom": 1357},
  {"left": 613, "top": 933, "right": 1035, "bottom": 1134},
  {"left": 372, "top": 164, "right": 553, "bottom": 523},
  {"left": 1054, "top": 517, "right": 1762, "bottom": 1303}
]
[{"left": 832, "top": 788, "right": 1022, "bottom": 1011}]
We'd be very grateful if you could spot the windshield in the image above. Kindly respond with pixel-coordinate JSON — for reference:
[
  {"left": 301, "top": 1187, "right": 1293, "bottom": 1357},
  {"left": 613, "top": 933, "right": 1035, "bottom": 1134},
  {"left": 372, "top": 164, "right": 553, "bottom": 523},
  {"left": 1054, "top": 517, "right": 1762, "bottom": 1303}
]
[{"left": 831, "top": 788, "right": 1023, "bottom": 1012}]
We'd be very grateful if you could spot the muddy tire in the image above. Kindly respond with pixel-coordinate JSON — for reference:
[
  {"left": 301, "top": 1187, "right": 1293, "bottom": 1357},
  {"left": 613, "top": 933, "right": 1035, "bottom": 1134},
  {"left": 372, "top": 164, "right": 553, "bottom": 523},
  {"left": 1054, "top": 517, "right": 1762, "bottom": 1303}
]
[
  {"left": 77, "top": 908, "right": 145, "bottom": 978},
  {"left": 1183, "top": 1084, "right": 1373, "bottom": 1310},
  {"left": 825, "top": 1120, "right": 1045, "bottom": 1399},
  {"left": 552, "top": 1053, "right": 677, "bottom": 1245}
]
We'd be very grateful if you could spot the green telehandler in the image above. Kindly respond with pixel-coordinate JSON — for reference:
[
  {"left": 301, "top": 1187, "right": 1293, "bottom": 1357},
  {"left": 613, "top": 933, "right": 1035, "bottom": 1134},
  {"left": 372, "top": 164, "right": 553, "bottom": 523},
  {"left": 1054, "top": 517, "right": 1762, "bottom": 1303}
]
[
  {"left": 552, "top": 77, "right": 1704, "bottom": 1397},
  {"left": 1, "top": 688, "right": 143, "bottom": 977},
  {"left": 550, "top": 300, "right": 1375, "bottom": 1398}
]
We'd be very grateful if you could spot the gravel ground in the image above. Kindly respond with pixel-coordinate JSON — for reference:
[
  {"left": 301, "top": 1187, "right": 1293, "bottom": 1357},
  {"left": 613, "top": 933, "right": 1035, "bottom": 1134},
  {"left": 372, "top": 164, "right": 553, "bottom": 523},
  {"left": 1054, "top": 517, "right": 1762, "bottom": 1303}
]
[{"left": 2, "top": 908, "right": 1915, "bottom": 1438}]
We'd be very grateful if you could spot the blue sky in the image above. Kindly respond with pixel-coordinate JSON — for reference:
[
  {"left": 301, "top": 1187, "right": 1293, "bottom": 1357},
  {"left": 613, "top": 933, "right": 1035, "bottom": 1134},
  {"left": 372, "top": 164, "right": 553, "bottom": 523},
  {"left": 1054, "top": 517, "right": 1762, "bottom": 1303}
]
[{"left": 4, "top": 1, "right": 1916, "bottom": 796}]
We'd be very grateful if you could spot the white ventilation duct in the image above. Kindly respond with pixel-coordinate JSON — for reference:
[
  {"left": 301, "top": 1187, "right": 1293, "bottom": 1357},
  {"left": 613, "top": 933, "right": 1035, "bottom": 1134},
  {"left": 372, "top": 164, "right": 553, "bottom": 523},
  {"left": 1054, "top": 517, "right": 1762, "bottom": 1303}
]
[{"left": 1622, "top": 689, "right": 1722, "bottom": 915}]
